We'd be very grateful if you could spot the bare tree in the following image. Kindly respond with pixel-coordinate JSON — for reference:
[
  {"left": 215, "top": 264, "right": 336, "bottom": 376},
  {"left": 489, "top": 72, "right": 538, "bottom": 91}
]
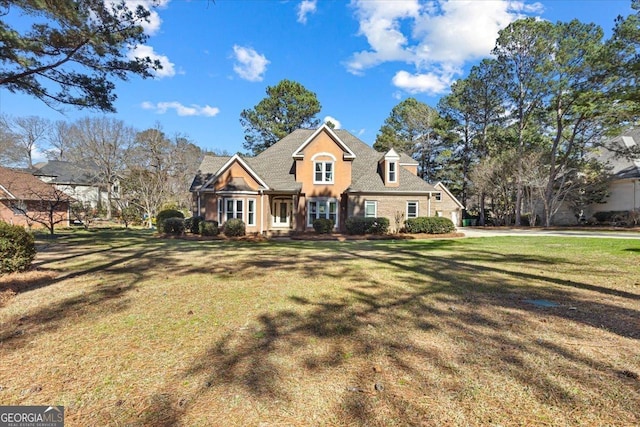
[
  {"left": 9, "top": 187, "right": 72, "bottom": 235},
  {"left": 1, "top": 115, "right": 50, "bottom": 168},
  {"left": 68, "top": 117, "right": 135, "bottom": 219},
  {"left": 46, "top": 120, "right": 74, "bottom": 161}
]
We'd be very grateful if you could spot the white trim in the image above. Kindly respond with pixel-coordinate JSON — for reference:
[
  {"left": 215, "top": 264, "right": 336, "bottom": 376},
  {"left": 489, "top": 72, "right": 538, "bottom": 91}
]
[
  {"left": 313, "top": 160, "right": 334, "bottom": 184},
  {"left": 216, "top": 190, "right": 259, "bottom": 196},
  {"left": 247, "top": 198, "right": 256, "bottom": 226},
  {"left": 364, "top": 200, "right": 377, "bottom": 218},
  {"left": 272, "top": 198, "right": 292, "bottom": 227},
  {"left": 387, "top": 161, "right": 398, "bottom": 183},
  {"left": 292, "top": 124, "right": 356, "bottom": 160},
  {"left": 0, "top": 184, "right": 16, "bottom": 199},
  {"left": 307, "top": 197, "right": 339, "bottom": 228},
  {"left": 201, "top": 154, "right": 270, "bottom": 190},
  {"left": 434, "top": 182, "right": 465, "bottom": 209},
  {"left": 311, "top": 152, "right": 337, "bottom": 161},
  {"left": 406, "top": 200, "right": 419, "bottom": 219}
]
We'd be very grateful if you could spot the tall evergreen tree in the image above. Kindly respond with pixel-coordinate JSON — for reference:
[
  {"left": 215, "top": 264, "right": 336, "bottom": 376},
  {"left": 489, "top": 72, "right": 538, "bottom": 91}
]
[{"left": 240, "top": 79, "right": 321, "bottom": 155}]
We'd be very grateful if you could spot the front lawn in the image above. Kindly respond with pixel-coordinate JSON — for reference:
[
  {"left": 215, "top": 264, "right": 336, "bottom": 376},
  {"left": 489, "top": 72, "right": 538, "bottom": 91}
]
[{"left": 1, "top": 230, "right": 639, "bottom": 426}]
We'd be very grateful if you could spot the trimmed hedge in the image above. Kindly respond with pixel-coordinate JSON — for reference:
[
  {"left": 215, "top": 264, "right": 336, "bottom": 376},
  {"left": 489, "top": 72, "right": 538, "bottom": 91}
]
[
  {"left": 345, "top": 217, "right": 390, "bottom": 235},
  {"left": 313, "top": 218, "right": 335, "bottom": 234},
  {"left": 163, "top": 217, "right": 185, "bottom": 235},
  {"left": 156, "top": 209, "right": 184, "bottom": 233},
  {"left": 0, "top": 221, "right": 36, "bottom": 274},
  {"left": 199, "top": 220, "right": 219, "bottom": 236},
  {"left": 405, "top": 216, "right": 455, "bottom": 234},
  {"left": 224, "top": 218, "right": 245, "bottom": 237}
]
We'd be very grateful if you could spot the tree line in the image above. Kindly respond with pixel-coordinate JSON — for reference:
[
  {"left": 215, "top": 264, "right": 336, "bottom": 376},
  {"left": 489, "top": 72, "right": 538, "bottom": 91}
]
[
  {"left": 0, "top": 115, "right": 209, "bottom": 227},
  {"left": 239, "top": 5, "right": 640, "bottom": 227}
]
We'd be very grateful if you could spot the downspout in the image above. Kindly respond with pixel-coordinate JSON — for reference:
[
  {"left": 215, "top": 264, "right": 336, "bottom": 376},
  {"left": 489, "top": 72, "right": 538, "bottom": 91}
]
[
  {"left": 260, "top": 189, "right": 264, "bottom": 235},
  {"left": 197, "top": 191, "right": 201, "bottom": 217},
  {"left": 428, "top": 193, "right": 432, "bottom": 217}
]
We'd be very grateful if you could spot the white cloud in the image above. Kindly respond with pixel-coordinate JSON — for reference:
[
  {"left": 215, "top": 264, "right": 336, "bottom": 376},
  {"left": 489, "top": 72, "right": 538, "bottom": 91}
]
[
  {"left": 232, "top": 45, "right": 270, "bottom": 82},
  {"left": 323, "top": 116, "right": 342, "bottom": 129},
  {"left": 392, "top": 70, "right": 452, "bottom": 95},
  {"left": 347, "top": 0, "right": 544, "bottom": 94},
  {"left": 129, "top": 45, "right": 176, "bottom": 78},
  {"left": 106, "top": 0, "right": 169, "bottom": 35},
  {"left": 297, "top": 0, "right": 317, "bottom": 24},
  {"left": 141, "top": 101, "right": 220, "bottom": 117}
]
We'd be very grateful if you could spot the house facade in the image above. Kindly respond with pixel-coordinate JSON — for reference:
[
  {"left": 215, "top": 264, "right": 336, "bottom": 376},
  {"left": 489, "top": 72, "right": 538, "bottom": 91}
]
[
  {"left": 586, "top": 130, "right": 640, "bottom": 219},
  {"left": 32, "top": 160, "right": 115, "bottom": 210},
  {"left": 0, "top": 166, "right": 71, "bottom": 229},
  {"left": 190, "top": 125, "right": 463, "bottom": 234}
]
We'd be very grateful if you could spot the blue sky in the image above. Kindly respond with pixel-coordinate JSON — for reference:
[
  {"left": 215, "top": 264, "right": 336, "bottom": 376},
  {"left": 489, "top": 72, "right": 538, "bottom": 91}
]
[{"left": 0, "top": 0, "right": 635, "bottom": 158}]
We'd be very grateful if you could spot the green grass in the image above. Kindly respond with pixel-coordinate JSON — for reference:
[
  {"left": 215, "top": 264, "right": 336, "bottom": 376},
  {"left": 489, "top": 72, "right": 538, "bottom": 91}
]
[{"left": 1, "top": 230, "right": 639, "bottom": 426}]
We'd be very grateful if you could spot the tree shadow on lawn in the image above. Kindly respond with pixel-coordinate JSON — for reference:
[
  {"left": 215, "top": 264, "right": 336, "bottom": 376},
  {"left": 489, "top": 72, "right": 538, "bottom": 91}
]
[
  {"left": 166, "top": 242, "right": 640, "bottom": 425},
  {"left": 0, "top": 243, "right": 173, "bottom": 352}
]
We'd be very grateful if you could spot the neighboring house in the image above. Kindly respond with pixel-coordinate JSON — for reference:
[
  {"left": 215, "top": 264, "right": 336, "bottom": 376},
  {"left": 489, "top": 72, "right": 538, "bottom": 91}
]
[
  {"left": 586, "top": 128, "right": 640, "bottom": 218},
  {"left": 190, "top": 125, "right": 463, "bottom": 234},
  {"left": 31, "top": 160, "right": 117, "bottom": 210},
  {"left": 0, "top": 166, "right": 71, "bottom": 229}
]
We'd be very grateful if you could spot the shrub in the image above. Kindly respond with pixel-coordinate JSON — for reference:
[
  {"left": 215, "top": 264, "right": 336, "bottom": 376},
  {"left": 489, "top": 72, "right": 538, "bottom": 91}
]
[
  {"left": 224, "top": 218, "right": 245, "bottom": 237},
  {"left": 405, "top": 216, "right": 456, "bottom": 234},
  {"left": 156, "top": 209, "right": 184, "bottom": 233},
  {"left": 185, "top": 215, "right": 204, "bottom": 234},
  {"left": 163, "top": 217, "right": 185, "bottom": 235},
  {"left": 594, "top": 210, "right": 630, "bottom": 225},
  {"left": 199, "top": 220, "right": 219, "bottom": 236},
  {"left": 345, "top": 217, "right": 390, "bottom": 235},
  {"left": 313, "top": 218, "right": 334, "bottom": 234},
  {"left": 0, "top": 221, "right": 36, "bottom": 274}
]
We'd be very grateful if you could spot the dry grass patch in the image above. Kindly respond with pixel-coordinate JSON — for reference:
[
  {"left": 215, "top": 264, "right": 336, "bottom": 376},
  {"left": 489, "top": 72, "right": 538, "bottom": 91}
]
[{"left": 0, "top": 231, "right": 639, "bottom": 426}]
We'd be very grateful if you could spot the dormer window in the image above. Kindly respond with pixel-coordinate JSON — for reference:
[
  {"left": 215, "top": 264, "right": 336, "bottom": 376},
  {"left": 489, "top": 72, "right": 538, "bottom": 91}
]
[{"left": 388, "top": 161, "right": 397, "bottom": 183}]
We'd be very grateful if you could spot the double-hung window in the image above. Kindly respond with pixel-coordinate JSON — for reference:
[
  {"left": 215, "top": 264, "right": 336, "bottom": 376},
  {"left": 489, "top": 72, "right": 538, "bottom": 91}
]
[
  {"left": 308, "top": 198, "right": 338, "bottom": 227},
  {"left": 364, "top": 201, "right": 377, "bottom": 218},
  {"left": 219, "top": 198, "right": 244, "bottom": 222},
  {"left": 406, "top": 201, "right": 418, "bottom": 219},
  {"left": 247, "top": 199, "right": 256, "bottom": 226},
  {"left": 434, "top": 192, "right": 442, "bottom": 201},
  {"left": 388, "top": 161, "right": 397, "bottom": 183},
  {"left": 314, "top": 161, "right": 334, "bottom": 184}
]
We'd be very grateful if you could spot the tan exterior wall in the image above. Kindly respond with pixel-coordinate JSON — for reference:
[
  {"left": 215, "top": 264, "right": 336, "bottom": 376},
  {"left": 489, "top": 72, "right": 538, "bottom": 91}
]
[
  {"left": 295, "top": 130, "right": 353, "bottom": 199},
  {"left": 214, "top": 163, "right": 262, "bottom": 191},
  {"left": 348, "top": 192, "right": 462, "bottom": 231}
]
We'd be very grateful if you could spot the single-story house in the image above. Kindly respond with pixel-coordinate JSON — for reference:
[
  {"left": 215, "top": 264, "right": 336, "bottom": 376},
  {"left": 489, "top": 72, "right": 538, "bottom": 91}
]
[
  {"left": 0, "top": 165, "right": 71, "bottom": 229},
  {"left": 190, "top": 125, "right": 463, "bottom": 234}
]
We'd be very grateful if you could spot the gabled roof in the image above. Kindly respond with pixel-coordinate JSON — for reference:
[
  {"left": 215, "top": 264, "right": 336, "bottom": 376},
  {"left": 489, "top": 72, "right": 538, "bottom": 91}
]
[
  {"left": 435, "top": 182, "right": 465, "bottom": 209},
  {"left": 196, "top": 154, "right": 269, "bottom": 192},
  {"left": 597, "top": 128, "right": 640, "bottom": 179},
  {"left": 33, "top": 160, "right": 103, "bottom": 185},
  {"left": 0, "top": 166, "right": 68, "bottom": 201},
  {"left": 291, "top": 124, "right": 356, "bottom": 160},
  {"left": 192, "top": 128, "right": 440, "bottom": 195}
]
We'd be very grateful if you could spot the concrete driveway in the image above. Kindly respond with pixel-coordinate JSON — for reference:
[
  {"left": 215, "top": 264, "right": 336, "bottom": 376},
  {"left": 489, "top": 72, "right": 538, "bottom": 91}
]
[{"left": 460, "top": 227, "right": 640, "bottom": 240}]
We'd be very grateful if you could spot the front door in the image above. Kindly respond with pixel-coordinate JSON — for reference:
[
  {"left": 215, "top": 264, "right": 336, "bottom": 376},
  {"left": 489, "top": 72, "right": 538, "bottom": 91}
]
[{"left": 272, "top": 199, "right": 292, "bottom": 227}]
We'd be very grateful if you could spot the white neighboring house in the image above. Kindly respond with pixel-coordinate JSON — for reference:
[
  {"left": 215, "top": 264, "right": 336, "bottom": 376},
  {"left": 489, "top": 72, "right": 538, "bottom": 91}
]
[
  {"left": 32, "top": 161, "right": 119, "bottom": 211},
  {"left": 587, "top": 129, "right": 640, "bottom": 218}
]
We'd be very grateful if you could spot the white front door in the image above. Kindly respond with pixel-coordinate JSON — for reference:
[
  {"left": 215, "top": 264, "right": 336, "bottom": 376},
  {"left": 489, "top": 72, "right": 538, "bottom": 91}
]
[
  {"left": 451, "top": 211, "right": 459, "bottom": 227},
  {"left": 272, "top": 200, "right": 292, "bottom": 227}
]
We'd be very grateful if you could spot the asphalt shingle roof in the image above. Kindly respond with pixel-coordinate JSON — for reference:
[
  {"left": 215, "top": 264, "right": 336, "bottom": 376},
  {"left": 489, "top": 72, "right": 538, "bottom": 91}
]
[
  {"left": 192, "top": 128, "right": 437, "bottom": 193},
  {"left": 597, "top": 128, "right": 640, "bottom": 179},
  {"left": 0, "top": 166, "right": 66, "bottom": 201},
  {"left": 33, "top": 161, "right": 102, "bottom": 185}
]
